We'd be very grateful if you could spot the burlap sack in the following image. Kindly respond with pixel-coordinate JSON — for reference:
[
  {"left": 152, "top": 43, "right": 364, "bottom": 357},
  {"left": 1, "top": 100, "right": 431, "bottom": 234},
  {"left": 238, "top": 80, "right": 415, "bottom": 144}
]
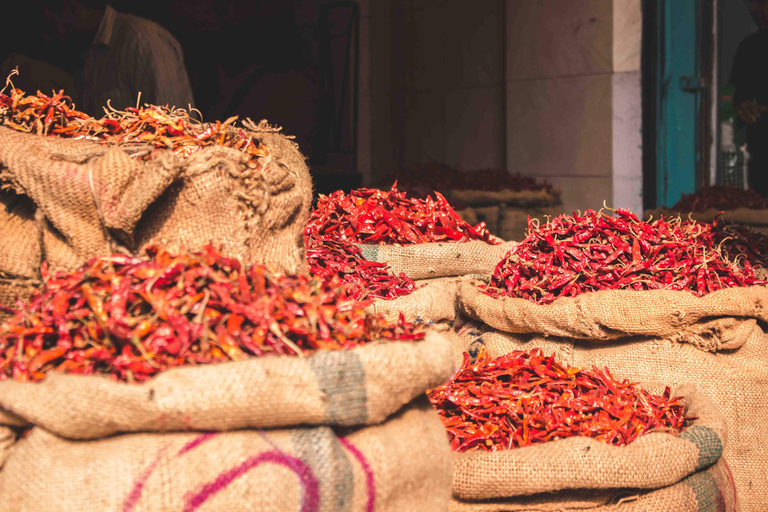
[
  {"left": 0, "top": 277, "right": 36, "bottom": 323},
  {"left": 498, "top": 205, "right": 565, "bottom": 243},
  {"left": 0, "top": 121, "right": 311, "bottom": 275},
  {"left": 450, "top": 384, "right": 725, "bottom": 500},
  {"left": 356, "top": 241, "right": 516, "bottom": 281},
  {"left": 646, "top": 206, "right": 768, "bottom": 226},
  {"left": 458, "top": 282, "right": 768, "bottom": 351},
  {"left": 447, "top": 189, "right": 558, "bottom": 209},
  {"left": 453, "top": 286, "right": 768, "bottom": 510},
  {"left": 0, "top": 330, "right": 453, "bottom": 440},
  {"left": 0, "top": 191, "right": 39, "bottom": 279},
  {"left": 0, "top": 396, "right": 453, "bottom": 512},
  {"left": 449, "top": 457, "right": 737, "bottom": 512},
  {"left": 366, "top": 277, "right": 460, "bottom": 324}
]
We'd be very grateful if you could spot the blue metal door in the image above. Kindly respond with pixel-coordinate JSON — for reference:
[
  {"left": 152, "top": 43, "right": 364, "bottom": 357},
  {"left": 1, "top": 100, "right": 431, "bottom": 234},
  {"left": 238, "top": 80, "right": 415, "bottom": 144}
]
[{"left": 653, "top": 0, "right": 706, "bottom": 207}]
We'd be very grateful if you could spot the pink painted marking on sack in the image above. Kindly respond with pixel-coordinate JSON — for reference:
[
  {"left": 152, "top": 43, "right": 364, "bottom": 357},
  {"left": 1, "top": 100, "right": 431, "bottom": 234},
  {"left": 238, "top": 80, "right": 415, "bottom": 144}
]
[
  {"left": 177, "top": 432, "right": 219, "bottom": 456},
  {"left": 122, "top": 445, "right": 168, "bottom": 512},
  {"left": 338, "top": 437, "right": 375, "bottom": 512},
  {"left": 182, "top": 451, "right": 320, "bottom": 512}
]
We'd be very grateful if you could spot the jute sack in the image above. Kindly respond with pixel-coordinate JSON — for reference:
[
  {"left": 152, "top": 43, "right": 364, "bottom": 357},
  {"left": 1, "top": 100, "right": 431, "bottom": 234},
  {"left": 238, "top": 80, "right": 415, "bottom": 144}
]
[
  {"left": 455, "top": 283, "right": 768, "bottom": 510},
  {"left": 0, "top": 191, "right": 39, "bottom": 279},
  {"left": 0, "top": 277, "right": 36, "bottom": 323},
  {"left": 366, "top": 277, "right": 461, "bottom": 324},
  {"left": 0, "top": 396, "right": 452, "bottom": 512},
  {"left": 0, "top": 330, "right": 454, "bottom": 439},
  {"left": 498, "top": 205, "right": 564, "bottom": 243},
  {"left": 0, "top": 121, "right": 312, "bottom": 275},
  {"left": 356, "top": 241, "right": 516, "bottom": 280},
  {"left": 645, "top": 206, "right": 768, "bottom": 226},
  {"left": 449, "top": 384, "right": 725, "bottom": 501},
  {"left": 449, "top": 457, "right": 737, "bottom": 512}
]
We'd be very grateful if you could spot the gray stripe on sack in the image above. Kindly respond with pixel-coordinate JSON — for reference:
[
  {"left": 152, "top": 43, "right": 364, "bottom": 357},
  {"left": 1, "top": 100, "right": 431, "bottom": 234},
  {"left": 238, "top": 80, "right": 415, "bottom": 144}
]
[
  {"left": 310, "top": 349, "right": 368, "bottom": 425},
  {"left": 683, "top": 469, "right": 726, "bottom": 512},
  {"left": 679, "top": 426, "right": 723, "bottom": 471},
  {"left": 292, "top": 428, "right": 355, "bottom": 512},
  {"left": 356, "top": 244, "right": 379, "bottom": 262}
]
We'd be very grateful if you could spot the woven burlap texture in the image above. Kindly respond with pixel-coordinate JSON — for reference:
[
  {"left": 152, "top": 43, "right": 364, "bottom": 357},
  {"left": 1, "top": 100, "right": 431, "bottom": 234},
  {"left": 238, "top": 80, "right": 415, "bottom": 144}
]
[
  {"left": 450, "top": 312, "right": 767, "bottom": 511},
  {"left": 0, "top": 277, "right": 36, "bottom": 323},
  {"left": 366, "top": 277, "right": 460, "bottom": 324},
  {"left": 451, "top": 384, "right": 725, "bottom": 501},
  {"left": 0, "top": 396, "right": 453, "bottom": 512},
  {"left": 459, "top": 281, "right": 768, "bottom": 351},
  {"left": 0, "top": 192, "right": 39, "bottom": 278},
  {"left": 0, "top": 121, "right": 312, "bottom": 276},
  {"left": 357, "top": 241, "right": 516, "bottom": 281},
  {"left": 0, "top": 331, "right": 453, "bottom": 439},
  {"left": 448, "top": 457, "right": 736, "bottom": 512}
]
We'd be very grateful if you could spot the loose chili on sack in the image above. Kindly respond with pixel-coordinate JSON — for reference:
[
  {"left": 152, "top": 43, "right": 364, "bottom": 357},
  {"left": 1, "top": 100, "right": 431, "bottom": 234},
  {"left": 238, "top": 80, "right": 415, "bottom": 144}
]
[
  {"left": 305, "top": 183, "right": 498, "bottom": 245},
  {"left": 0, "top": 246, "right": 423, "bottom": 383},
  {"left": 484, "top": 209, "right": 767, "bottom": 305},
  {"left": 0, "top": 73, "right": 265, "bottom": 160},
  {"left": 429, "top": 348, "right": 688, "bottom": 452},
  {"left": 673, "top": 185, "right": 768, "bottom": 212},
  {"left": 305, "top": 236, "right": 417, "bottom": 300}
]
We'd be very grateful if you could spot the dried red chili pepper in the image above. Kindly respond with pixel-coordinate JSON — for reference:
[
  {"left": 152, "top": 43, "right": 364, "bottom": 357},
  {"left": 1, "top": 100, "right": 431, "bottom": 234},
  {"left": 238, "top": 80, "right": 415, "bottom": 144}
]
[
  {"left": 0, "top": 246, "right": 424, "bottom": 384},
  {"left": 673, "top": 185, "right": 768, "bottom": 212},
  {"left": 0, "top": 72, "right": 265, "bottom": 162},
  {"left": 484, "top": 209, "right": 767, "bottom": 305},
  {"left": 305, "top": 183, "right": 498, "bottom": 245},
  {"left": 428, "top": 348, "right": 688, "bottom": 452},
  {"left": 305, "top": 236, "right": 417, "bottom": 300}
]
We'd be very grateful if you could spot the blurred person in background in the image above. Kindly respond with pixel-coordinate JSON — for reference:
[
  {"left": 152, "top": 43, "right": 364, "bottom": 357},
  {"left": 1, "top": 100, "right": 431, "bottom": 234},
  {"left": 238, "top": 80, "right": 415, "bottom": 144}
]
[
  {"left": 731, "top": 0, "right": 768, "bottom": 195},
  {"left": 1, "top": 0, "right": 195, "bottom": 117}
]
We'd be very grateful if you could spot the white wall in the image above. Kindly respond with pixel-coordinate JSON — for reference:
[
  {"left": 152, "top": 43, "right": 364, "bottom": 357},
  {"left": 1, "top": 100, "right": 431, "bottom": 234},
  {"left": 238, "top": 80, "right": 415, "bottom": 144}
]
[{"left": 359, "top": 0, "right": 644, "bottom": 215}]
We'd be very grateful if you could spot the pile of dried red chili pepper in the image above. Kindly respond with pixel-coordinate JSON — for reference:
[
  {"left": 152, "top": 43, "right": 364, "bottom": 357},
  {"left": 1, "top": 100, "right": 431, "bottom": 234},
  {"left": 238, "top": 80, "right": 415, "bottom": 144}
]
[
  {"left": 305, "top": 183, "right": 497, "bottom": 245},
  {"left": 0, "top": 246, "right": 423, "bottom": 383},
  {"left": 305, "top": 236, "right": 417, "bottom": 300},
  {"left": 484, "top": 209, "right": 767, "bottom": 305},
  {"left": 672, "top": 185, "right": 768, "bottom": 212},
  {"left": 386, "top": 161, "right": 556, "bottom": 199},
  {"left": 428, "top": 348, "right": 687, "bottom": 452},
  {"left": 0, "top": 76, "right": 265, "bottom": 160}
]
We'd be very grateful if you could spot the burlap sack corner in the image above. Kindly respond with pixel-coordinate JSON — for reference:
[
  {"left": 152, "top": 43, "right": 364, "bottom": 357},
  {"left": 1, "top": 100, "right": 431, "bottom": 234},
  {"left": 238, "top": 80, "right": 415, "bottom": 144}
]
[{"left": 366, "top": 276, "right": 461, "bottom": 325}]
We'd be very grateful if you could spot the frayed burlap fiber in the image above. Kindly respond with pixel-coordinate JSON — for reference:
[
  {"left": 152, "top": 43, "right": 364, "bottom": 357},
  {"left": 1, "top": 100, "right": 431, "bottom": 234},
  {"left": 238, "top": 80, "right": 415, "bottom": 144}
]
[
  {"left": 0, "top": 331, "right": 453, "bottom": 439},
  {"left": 455, "top": 283, "right": 768, "bottom": 510},
  {"left": 0, "top": 396, "right": 452, "bottom": 512},
  {"left": 449, "top": 457, "right": 737, "bottom": 512},
  {"left": 357, "top": 241, "right": 516, "bottom": 280},
  {"left": 0, "top": 120, "right": 312, "bottom": 276},
  {"left": 451, "top": 384, "right": 725, "bottom": 501}
]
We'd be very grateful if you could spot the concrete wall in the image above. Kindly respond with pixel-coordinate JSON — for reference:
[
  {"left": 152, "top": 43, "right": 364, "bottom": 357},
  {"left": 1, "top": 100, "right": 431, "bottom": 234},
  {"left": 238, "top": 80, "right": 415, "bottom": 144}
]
[{"left": 359, "top": 0, "right": 643, "bottom": 215}]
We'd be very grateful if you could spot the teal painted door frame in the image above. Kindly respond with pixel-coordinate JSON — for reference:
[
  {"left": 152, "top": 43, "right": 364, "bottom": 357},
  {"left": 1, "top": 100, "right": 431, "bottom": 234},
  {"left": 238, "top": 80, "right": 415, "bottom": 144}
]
[{"left": 653, "top": 0, "right": 706, "bottom": 207}]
